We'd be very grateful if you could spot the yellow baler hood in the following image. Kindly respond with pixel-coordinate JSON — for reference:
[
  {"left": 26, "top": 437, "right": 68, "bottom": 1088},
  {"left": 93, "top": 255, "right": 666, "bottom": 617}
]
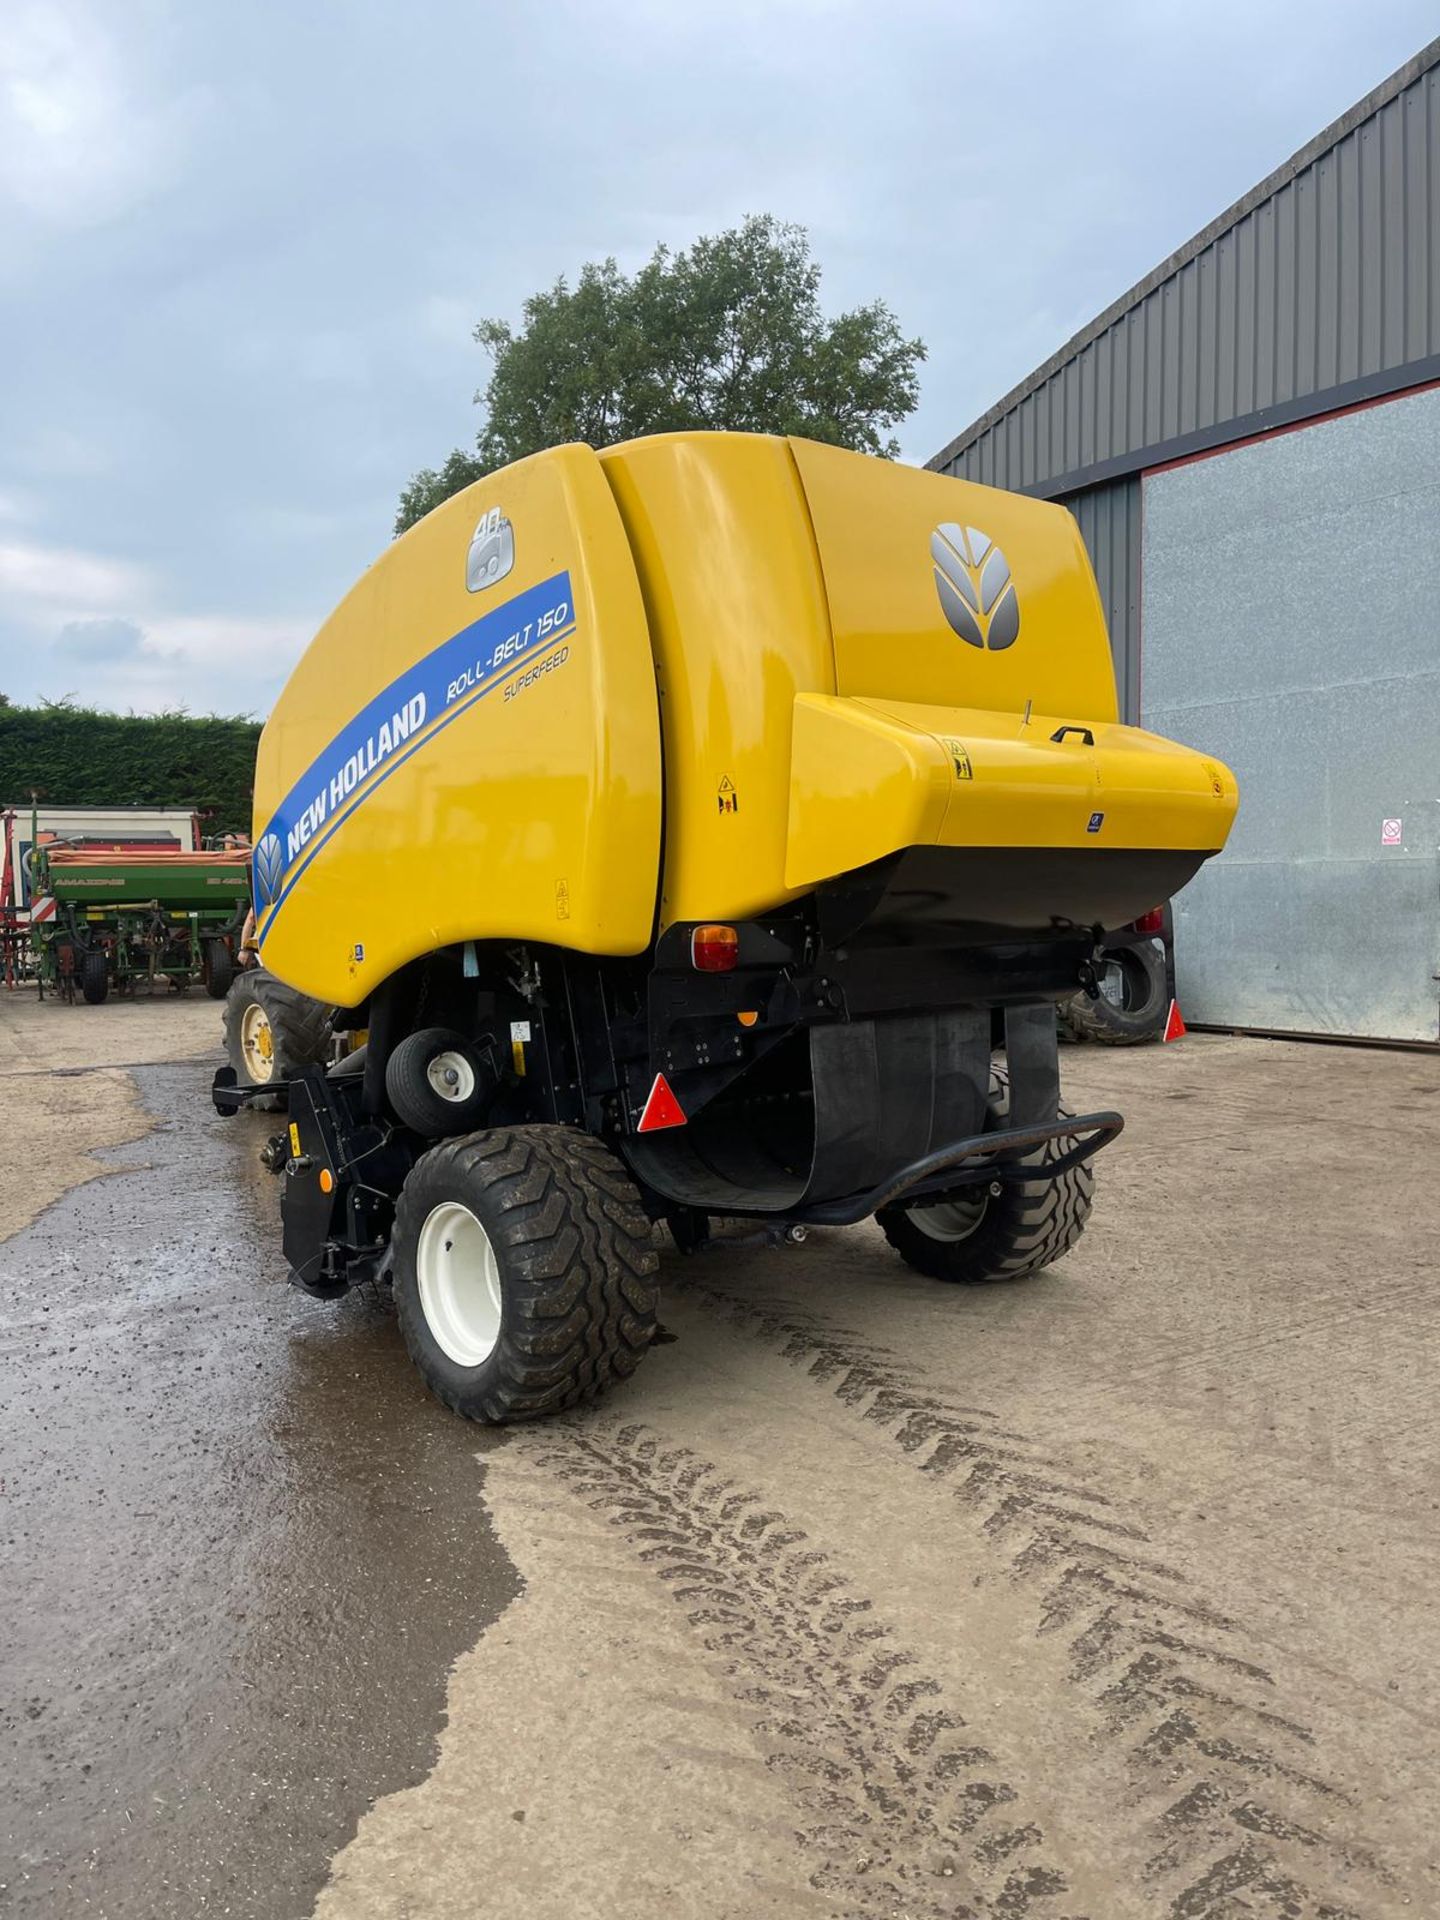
[
  {"left": 601, "top": 431, "right": 1236, "bottom": 937},
  {"left": 254, "top": 429, "right": 1236, "bottom": 1006}
]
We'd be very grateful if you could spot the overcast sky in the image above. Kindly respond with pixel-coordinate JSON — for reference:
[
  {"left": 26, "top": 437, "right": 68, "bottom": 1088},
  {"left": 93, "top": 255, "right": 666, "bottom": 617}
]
[{"left": 1, "top": 0, "right": 1434, "bottom": 718}]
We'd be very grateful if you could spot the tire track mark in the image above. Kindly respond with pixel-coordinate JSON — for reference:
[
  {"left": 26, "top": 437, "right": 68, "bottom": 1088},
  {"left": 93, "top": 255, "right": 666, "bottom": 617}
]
[
  {"left": 521, "top": 1421, "right": 1086, "bottom": 1919},
  {"left": 687, "top": 1280, "right": 1390, "bottom": 1919}
]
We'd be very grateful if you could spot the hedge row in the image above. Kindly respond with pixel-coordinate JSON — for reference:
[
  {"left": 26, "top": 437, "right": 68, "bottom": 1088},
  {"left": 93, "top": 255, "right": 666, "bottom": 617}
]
[{"left": 0, "top": 705, "right": 262, "bottom": 836}]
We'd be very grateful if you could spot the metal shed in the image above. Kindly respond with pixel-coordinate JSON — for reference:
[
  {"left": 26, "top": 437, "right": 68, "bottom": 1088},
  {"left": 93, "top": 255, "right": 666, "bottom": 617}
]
[{"left": 931, "top": 39, "right": 1440, "bottom": 1044}]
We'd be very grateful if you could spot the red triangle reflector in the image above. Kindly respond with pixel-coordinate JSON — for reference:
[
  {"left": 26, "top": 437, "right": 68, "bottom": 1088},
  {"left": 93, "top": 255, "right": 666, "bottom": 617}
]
[
  {"left": 1163, "top": 998, "right": 1187, "bottom": 1043},
  {"left": 637, "top": 1073, "right": 687, "bottom": 1132}
]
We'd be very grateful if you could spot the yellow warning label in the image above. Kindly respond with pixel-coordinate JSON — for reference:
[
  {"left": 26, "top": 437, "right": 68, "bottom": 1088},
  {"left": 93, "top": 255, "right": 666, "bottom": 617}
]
[
  {"left": 942, "top": 737, "right": 973, "bottom": 780},
  {"left": 288, "top": 1121, "right": 301, "bottom": 1157},
  {"left": 510, "top": 1022, "right": 530, "bottom": 1076}
]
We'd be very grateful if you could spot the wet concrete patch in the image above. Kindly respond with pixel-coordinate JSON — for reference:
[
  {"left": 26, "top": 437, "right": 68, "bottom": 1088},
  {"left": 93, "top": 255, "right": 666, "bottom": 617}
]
[{"left": 0, "top": 1063, "right": 520, "bottom": 1919}]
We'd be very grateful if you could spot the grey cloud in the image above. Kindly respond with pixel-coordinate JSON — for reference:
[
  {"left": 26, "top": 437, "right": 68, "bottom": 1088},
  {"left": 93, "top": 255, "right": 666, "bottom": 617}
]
[
  {"left": 55, "top": 616, "right": 145, "bottom": 662},
  {"left": 1, "top": 0, "right": 1436, "bottom": 715}
]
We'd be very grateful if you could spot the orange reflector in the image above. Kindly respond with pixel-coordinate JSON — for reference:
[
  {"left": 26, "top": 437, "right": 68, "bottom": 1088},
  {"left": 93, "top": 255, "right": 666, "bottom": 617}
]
[
  {"left": 319, "top": 1168, "right": 335, "bottom": 1193},
  {"left": 736, "top": 1010, "right": 759, "bottom": 1028},
  {"left": 637, "top": 1073, "right": 687, "bottom": 1133},
  {"left": 691, "top": 923, "right": 739, "bottom": 972}
]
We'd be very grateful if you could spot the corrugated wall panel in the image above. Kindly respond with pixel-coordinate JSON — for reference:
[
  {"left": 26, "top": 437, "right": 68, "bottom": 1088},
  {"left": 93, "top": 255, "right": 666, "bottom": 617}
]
[
  {"left": 1338, "top": 130, "right": 1362, "bottom": 382},
  {"left": 1196, "top": 244, "right": 1218, "bottom": 427},
  {"left": 1294, "top": 166, "right": 1318, "bottom": 395},
  {"left": 1235, "top": 212, "right": 1257, "bottom": 416},
  {"left": 1253, "top": 200, "right": 1276, "bottom": 410},
  {"left": 1063, "top": 479, "right": 1141, "bottom": 724},
  {"left": 1126, "top": 308, "right": 1145, "bottom": 454},
  {"left": 934, "top": 42, "right": 1440, "bottom": 495},
  {"left": 1430, "top": 71, "right": 1439, "bottom": 336},
  {"left": 1274, "top": 179, "right": 1297, "bottom": 402},
  {"left": 1216, "top": 227, "right": 1239, "bottom": 421},
  {"left": 1161, "top": 279, "right": 1180, "bottom": 438}
]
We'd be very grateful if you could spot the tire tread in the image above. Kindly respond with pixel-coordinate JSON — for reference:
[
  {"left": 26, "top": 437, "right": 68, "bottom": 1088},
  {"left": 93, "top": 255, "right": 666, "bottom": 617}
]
[
  {"left": 879, "top": 1066, "right": 1093, "bottom": 1284},
  {"left": 1059, "top": 942, "right": 1166, "bottom": 1046},
  {"left": 221, "top": 969, "right": 332, "bottom": 1108},
  {"left": 393, "top": 1124, "right": 660, "bottom": 1424}
]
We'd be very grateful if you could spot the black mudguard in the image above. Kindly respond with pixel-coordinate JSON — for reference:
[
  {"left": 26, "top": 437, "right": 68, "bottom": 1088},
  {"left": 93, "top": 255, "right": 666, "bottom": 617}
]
[{"left": 624, "top": 1004, "right": 1066, "bottom": 1217}]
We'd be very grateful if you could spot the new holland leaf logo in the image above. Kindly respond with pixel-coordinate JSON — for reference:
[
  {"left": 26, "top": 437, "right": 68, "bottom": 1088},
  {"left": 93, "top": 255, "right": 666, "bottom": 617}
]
[
  {"left": 930, "top": 523, "right": 1020, "bottom": 651},
  {"left": 254, "top": 833, "right": 285, "bottom": 908}
]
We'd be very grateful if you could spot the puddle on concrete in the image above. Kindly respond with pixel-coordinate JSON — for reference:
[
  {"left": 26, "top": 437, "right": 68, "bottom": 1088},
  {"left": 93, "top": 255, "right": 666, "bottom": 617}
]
[{"left": 0, "top": 1063, "right": 521, "bottom": 1919}]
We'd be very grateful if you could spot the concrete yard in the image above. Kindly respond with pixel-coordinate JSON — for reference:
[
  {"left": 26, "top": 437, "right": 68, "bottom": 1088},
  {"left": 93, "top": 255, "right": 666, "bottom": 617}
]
[{"left": 1, "top": 987, "right": 1436, "bottom": 1918}]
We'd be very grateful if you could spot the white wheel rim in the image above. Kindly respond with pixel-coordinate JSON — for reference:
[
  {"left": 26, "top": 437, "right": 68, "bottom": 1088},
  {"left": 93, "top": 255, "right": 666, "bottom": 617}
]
[
  {"left": 426, "top": 1049, "right": 477, "bottom": 1104},
  {"left": 416, "top": 1201, "right": 503, "bottom": 1368},
  {"left": 910, "top": 1194, "right": 989, "bottom": 1243},
  {"left": 240, "top": 1002, "right": 275, "bottom": 1082}
]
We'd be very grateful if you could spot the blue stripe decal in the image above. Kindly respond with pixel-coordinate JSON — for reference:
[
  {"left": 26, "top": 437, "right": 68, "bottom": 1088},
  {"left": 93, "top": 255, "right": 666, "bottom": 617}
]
[{"left": 253, "top": 571, "right": 574, "bottom": 940}]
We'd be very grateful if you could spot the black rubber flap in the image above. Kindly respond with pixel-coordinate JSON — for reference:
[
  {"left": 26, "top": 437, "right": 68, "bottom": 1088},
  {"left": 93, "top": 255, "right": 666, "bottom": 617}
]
[
  {"left": 625, "top": 1009, "right": 990, "bottom": 1212},
  {"left": 1002, "top": 1003, "right": 1059, "bottom": 1130}
]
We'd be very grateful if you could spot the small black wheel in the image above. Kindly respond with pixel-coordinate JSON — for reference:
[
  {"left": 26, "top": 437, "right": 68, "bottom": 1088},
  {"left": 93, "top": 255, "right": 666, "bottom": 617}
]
[
  {"left": 204, "top": 938, "right": 235, "bottom": 1001},
  {"left": 878, "top": 1066, "right": 1093, "bottom": 1284},
  {"left": 80, "top": 950, "right": 109, "bottom": 1005},
  {"left": 1060, "top": 940, "right": 1166, "bottom": 1045},
  {"left": 384, "top": 1027, "right": 498, "bottom": 1136},
  {"left": 392, "top": 1125, "right": 661, "bottom": 1423},
  {"left": 222, "top": 968, "right": 332, "bottom": 1111}
]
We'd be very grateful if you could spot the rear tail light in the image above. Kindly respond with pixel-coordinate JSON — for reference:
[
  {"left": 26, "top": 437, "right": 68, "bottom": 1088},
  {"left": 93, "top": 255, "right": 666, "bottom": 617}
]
[
  {"left": 1131, "top": 906, "right": 1165, "bottom": 936},
  {"left": 691, "top": 923, "right": 739, "bottom": 972}
]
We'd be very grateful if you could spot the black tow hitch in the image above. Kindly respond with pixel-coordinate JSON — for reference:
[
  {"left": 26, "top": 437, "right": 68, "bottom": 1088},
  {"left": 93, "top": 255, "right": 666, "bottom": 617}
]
[
  {"left": 211, "top": 1067, "right": 247, "bottom": 1113},
  {"left": 211, "top": 1065, "right": 285, "bottom": 1115},
  {"left": 669, "top": 1209, "right": 810, "bottom": 1256}
]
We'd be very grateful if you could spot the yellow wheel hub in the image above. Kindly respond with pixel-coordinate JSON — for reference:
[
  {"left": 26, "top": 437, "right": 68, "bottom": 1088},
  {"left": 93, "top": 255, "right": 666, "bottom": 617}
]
[{"left": 240, "top": 1002, "right": 276, "bottom": 1083}]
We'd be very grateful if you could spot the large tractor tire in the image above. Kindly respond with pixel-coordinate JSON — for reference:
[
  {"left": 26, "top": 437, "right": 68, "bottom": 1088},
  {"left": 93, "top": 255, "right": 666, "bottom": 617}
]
[
  {"left": 80, "top": 950, "right": 109, "bottom": 1006},
  {"left": 222, "top": 969, "right": 331, "bottom": 1111},
  {"left": 877, "top": 1066, "right": 1093, "bottom": 1285},
  {"left": 392, "top": 1126, "right": 660, "bottom": 1424},
  {"left": 1059, "top": 939, "right": 1166, "bottom": 1046}
]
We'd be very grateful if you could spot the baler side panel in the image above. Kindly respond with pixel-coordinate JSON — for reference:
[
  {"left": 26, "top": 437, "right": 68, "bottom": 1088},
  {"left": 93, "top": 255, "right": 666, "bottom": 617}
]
[
  {"left": 252, "top": 445, "right": 662, "bottom": 1006},
  {"left": 599, "top": 434, "right": 836, "bottom": 933}
]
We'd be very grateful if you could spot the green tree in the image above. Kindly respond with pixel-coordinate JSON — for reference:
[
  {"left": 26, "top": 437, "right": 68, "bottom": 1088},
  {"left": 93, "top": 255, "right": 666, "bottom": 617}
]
[{"left": 396, "top": 216, "right": 925, "bottom": 533}]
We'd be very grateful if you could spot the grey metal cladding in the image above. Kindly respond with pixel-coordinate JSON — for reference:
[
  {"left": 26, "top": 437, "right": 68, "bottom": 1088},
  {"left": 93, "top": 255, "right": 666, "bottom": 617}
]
[
  {"left": 929, "top": 38, "right": 1440, "bottom": 495},
  {"left": 930, "top": 526, "right": 981, "bottom": 611},
  {"left": 1066, "top": 478, "right": 1141, "bottom": 723},
  {"left": 1140, "top": 386, "right": 1440, "bottom": 1040}
]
